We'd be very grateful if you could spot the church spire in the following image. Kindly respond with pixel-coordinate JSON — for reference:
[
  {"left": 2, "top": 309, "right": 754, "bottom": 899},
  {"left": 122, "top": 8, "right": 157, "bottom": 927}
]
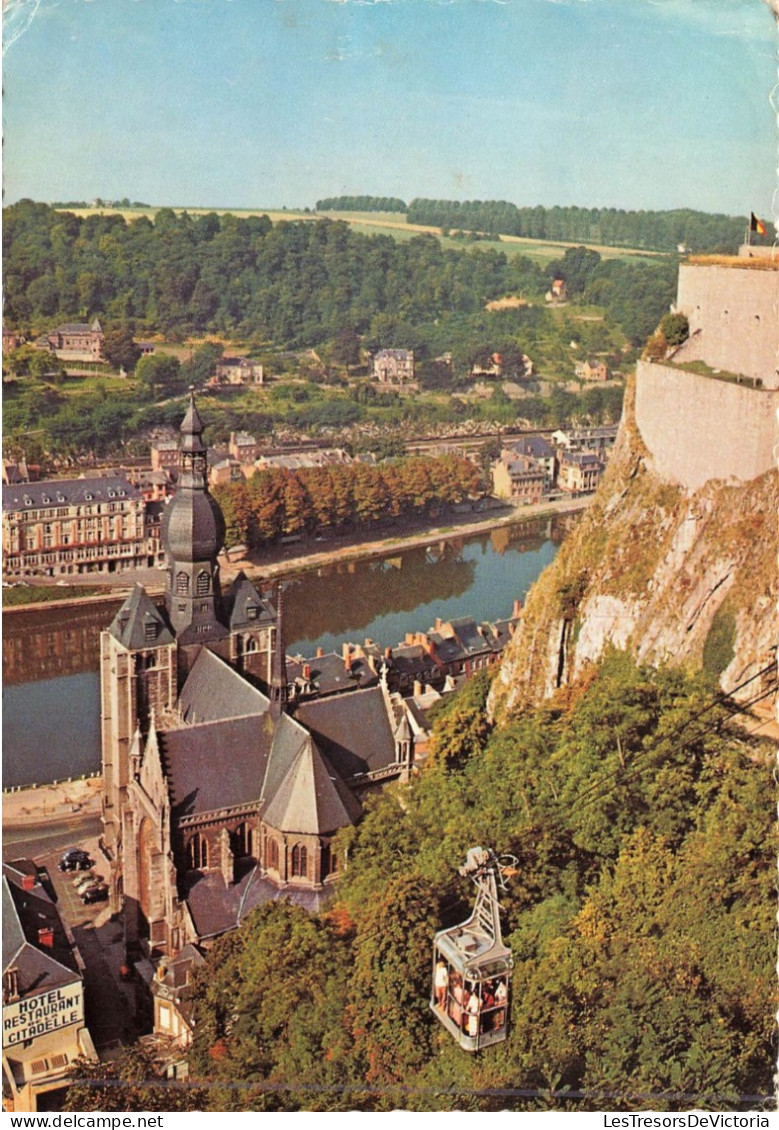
[
  {"left": 160, "top": 389, "right": 228, "bottom": 644},
  {"left": 269, "top": 583, "right": 289, "bottom": 718}
]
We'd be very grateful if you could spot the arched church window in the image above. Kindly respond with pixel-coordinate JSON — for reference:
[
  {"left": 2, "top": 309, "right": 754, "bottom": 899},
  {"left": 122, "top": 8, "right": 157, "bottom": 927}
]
[
  {"left": 196, "top": 570, "right": 210, "bottom": 596},
  {"left": 267, "top": 837, "right": 279, "bottom": 871},
  {"left": 245, "top": 635, "right": 258, "bottom": 653},
  {"left": 291, "top": 843, "right": 308, "bottom": 879},
  {"left": 233, "top": 823, "right": 253, "bottom": 858},
  {"left": 187, "top": 832, "right": 208, "bottom": 871},
  {"left": 176, "top": 571, "right": 189, "bottom": 596}
]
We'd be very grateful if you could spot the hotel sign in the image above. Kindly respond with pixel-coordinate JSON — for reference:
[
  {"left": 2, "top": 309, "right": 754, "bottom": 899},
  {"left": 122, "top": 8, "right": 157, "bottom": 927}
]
[{"left": 3, "top": 984, "right": 83, "bottom": 1047}]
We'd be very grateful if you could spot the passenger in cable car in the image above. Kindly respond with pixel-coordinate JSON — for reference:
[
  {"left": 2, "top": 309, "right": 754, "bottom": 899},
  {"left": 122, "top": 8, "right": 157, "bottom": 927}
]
[
  {"left": 434, "top": 960, "right": 449, "bottom": 1009},
  {"left": 466, "top": 990, "right": 481, "bottom": 1038},
  {"left": 449, "top": 973, "right": 465, "bottom": 1027}
]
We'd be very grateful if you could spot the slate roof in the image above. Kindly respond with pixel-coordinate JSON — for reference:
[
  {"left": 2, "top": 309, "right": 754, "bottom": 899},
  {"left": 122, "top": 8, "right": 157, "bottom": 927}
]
[
  {"left": 160, "top": 714, "right": 275, "bottom": 819},
  {"left": 294, "top": 686, "right": 397, "bottom": 780},
  {"left": 288, "top": 651, "right": 377, "bottom": 695},
  {"left": 224, "top": 572, "right": 276, "bottom": 632},
  {"left": 261, "top": 734, "right": 361, "bottom": 834},
  {"left": 447, "top": 617, "right": 491, "bottom": 655},
  {"left": 2, "top": 871, "right": 81, "bottom": 995},
  {"left": 178, "top": 647, "right": 269, "bottom": 725},
  {"left": 507, "top": 436, "right": 555, "bottom": 460},
  {"left": 108, "top": 584, "right": 175, "bottom": 650},
  {"left": 3, "top": 476, "right": 142, "bottom": 513},
  {"left": 185, "top": 864, "right": 329, "bottom": 939}
]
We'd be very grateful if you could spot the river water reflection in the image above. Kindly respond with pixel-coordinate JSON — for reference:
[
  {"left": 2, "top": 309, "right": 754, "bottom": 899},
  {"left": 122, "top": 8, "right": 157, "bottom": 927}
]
[{"left": 2, "top": 514, "right": 573, "bottom": 787}]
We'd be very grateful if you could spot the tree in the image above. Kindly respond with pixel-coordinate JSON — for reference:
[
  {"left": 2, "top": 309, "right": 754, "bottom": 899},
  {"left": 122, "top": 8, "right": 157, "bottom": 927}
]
[
  {"left": 103, "top": 326, "right": 142, "bottom": 373},
  {"left": 659, "top": 312, "right": 689, "bottom": 348},
  {"left": 135, "top": 352, "right": 182, "bottom": 398},
  {"left": 65, "top": 1045, "right": 204, "bottom": 1111}
]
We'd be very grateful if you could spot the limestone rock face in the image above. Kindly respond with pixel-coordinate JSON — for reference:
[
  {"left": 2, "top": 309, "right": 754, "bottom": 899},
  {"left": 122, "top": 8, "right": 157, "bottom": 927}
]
[{"left": 488, "top": 379, "right": 778, "bottom": 721}]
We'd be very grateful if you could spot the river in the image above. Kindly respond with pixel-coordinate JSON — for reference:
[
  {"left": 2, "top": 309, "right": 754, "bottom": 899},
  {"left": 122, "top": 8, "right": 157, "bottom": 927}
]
[{"left": 2, "top": 513, "right": 574, "bottom": 788}]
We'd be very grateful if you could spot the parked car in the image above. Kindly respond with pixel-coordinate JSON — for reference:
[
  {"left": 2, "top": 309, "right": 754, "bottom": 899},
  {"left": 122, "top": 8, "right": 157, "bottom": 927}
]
[
  {"left": 59, "top": 849, "right": 93, "bottom": 872},
  {"left": 81, "top": 884, "right": 109, "bottom": 905},
  {"left": 73, "top": 872, "right": 103, "bottom": 891}
]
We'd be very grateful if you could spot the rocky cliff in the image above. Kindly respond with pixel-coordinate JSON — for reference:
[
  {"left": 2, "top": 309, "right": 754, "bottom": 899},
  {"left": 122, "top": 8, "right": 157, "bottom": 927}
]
[{"left": 489, "top": 377, "right": 778, "bottom": 721}]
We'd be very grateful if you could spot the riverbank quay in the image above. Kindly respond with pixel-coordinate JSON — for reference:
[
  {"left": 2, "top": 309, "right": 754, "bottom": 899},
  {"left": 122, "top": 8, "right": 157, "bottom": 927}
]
[
  {"left": 2, "top": 775, "right": 102, "bottom": 830},
  {"left": 2, "top": 494, "right": 589, "bottom": 615}
]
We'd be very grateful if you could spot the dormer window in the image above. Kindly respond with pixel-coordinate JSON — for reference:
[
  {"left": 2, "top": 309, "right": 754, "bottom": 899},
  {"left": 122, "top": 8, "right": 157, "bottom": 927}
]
[
  {"left": 144, "top": 619, "right": 158, "bottom": 643},
  {"left": 84, "top": 492, "right": 93, "bottom": 501},
  {"left": 246, "top": 603, "right": 258, "bottom": 620}
]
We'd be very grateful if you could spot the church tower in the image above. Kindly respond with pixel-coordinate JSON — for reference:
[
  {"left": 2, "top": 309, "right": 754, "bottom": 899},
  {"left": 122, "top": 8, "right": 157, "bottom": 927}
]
[{"left": 160, "top": 388, "right": 229, "bottom": 649}]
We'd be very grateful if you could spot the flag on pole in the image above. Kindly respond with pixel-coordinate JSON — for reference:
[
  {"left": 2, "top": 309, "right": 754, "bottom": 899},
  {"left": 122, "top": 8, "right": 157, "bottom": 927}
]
[{"left": 749, "top": 212, "right": 766, "bottom": 236}]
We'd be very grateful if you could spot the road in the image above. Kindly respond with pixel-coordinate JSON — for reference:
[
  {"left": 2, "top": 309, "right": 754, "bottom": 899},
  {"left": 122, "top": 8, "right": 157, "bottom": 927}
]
[{"left": 3, "top": 814, "right": 103, "bottom": 859}]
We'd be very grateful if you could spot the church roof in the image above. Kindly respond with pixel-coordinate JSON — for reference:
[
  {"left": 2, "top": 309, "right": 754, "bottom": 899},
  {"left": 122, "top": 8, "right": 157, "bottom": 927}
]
[
  {"left": 107, "top": 584, "right": 174, "bottom": 649},
  {"left": 261, "top": 734, "right": 361, "bottom": 835},
  {"left": 185, "top": 865, "right": 329, "bottom": 940},
  {"left": 294, "top": 685, "right": 397, "bottom": 781},
  {"left": 224, "top": 572, "right": 276, "bottom": 631},
  {"left": 161, "top": 714, "right": 274, "bottom": 819},
  {"left": 178, "top": 647, "right": 269, "bottom": 724}
]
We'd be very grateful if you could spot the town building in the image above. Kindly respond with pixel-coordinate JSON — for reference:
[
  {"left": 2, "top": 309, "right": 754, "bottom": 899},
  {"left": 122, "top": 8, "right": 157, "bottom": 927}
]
[
  {"left": 551, "top": 425, "right": 619, "bottom": 455},
  {"left": 2, "top": 476, "right": 159, "bottom": 578},
  {"left": 491, "top": 451, "right": 549, "bottom": 504},
  {"left": 38, "top": 320, "right": 104, "bottom": 362},
  {"left": 502, "top": 436, "right": 556, "bottom": 485},
  {"left": 150, "top": 440, "right": 181, "bottom": 476},
  {"left": 2, "top": 862, "right": 96, "bottom": 1112},
  {"left": 373, "top": 349, "right": 415, "bottom": 385},
  {"left": 228, "top": 431, "right": 260, "bottom": 465},
  {"left": 210, "top": 357, "right": 264, "bottom": 387},
  {"left": 101, "top": 393, "right": 413, "bottom": 960},
  {"left": 574, "top": 359, "right": 609, "bottom": 382},
  {"left": 557, "top": 450, "right": 603, "bottom": 494}
]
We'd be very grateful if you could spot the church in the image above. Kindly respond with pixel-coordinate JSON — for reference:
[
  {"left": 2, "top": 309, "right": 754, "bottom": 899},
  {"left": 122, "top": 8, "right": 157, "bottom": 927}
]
[{"left": 100, "top": 392, "right": 414, "bottom": 957}]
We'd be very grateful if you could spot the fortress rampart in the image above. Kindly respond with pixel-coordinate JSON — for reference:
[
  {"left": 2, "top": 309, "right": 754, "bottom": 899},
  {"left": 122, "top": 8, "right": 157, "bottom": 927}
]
[
  {"left": 674, "top": 260, "right": 778, "bottom": 388},
  {"left": 634, "top": 257, "right": 778, "bottom": 492},
  {"left": 635, "top": 362, "right": 779, "bottom": 491}
]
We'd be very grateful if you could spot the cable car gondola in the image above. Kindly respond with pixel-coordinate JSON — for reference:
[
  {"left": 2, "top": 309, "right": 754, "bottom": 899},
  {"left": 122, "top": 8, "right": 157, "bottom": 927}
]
[{"left": 430, "top": 846, "right": 514, "bottom": 1051}]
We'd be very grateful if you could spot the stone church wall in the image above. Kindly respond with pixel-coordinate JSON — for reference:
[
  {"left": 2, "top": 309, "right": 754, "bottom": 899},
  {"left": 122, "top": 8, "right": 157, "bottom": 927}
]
[{"left": 635, "top": 361, "right": 779, "bottom": 492}]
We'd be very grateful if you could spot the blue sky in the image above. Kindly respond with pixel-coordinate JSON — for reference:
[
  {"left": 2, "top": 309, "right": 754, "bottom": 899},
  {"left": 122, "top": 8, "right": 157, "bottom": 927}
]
[{"left": 3, "top": 0, "right": 777, "bottom": 216}]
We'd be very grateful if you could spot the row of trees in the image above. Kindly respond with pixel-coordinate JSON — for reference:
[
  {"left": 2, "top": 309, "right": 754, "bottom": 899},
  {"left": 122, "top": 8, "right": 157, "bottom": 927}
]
[
  {"left": 65, "top": 655, "right": 774, "bottom": 1110},
  {"left": 212, "top": 454, "right": 483, "bottom": 547},
  {"left": 316, "top": 196, "right": 407, "bottom": 213},
  {"left": 3, "top": 202, "right": 676, "bottom": 350},
  {"left": 407, "top": 199, "right": 752, "bottom": 253}
]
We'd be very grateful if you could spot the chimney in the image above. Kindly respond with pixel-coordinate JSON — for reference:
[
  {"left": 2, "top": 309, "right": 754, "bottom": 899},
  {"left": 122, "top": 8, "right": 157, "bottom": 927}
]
[
  {"left": 513, "top": 599, "right": 523, "bottom": 618},
  {"left": 367, "top": 653, "right": 377, "bottom": 675},
  {"left": 425, "top": 636, "right": 436, "bottom": 656},
  {"left": 303, "top": 662, "right": 311, "bottom": 680},
  {"left": 316, "top": 647, "right": 324, "bottom": 658},
  {"left": 384, "top": 647, "right": 393, "bottom": 660},
  {"left": 22, "top": 874, "right": 35, "bottom": 891},
  {"left": 38, "top": 927, "right": 54, "bottom": 949},
  {"left": 413, "top": 680, "right": 423, "bottom": 697},
  {"left": 435, "top": 618, "right": 443, "bottom": 631},
  {"left": 508, "top": 622, "right": 516, "bottom": 637},
  {"left": 342, "top": 642, "right": 351, "bottom": 660},
  {"left": 344, "top": 650, "right": 353, "bottom": 672},
  {"left": 405, "top": 632, "right": 415, "bottom": 646}
]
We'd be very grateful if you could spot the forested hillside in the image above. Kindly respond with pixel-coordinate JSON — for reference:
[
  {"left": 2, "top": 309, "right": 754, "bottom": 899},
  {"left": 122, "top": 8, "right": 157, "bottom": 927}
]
[
  {"left": 65, "top": 657, "right": 775, "bottom": 1112},
  {"left": 407, "top": 200, "right": 752, "bottom": 253},
  {"left": 3, "top": 201, "right": 676, "bottom": 347}
]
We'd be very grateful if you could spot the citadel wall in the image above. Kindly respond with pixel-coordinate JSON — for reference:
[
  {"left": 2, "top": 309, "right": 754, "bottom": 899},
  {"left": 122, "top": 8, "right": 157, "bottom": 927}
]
[
  {"left": 634, "top": 361, "right": 779, "bottom": 492},
  {"left": 675, "top": 261, "right": 778, "bottom": 388}
]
